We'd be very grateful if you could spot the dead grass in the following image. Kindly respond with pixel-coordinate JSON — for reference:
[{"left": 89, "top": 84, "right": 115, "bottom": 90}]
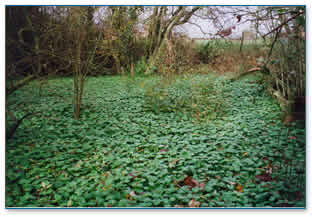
[{"left": 206, "top": 49, "right": 264, "bottom": 75}]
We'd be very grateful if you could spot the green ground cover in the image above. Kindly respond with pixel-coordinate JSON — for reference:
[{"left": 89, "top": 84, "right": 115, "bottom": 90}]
[{"left": 6, "top": 73, "right": 305, "bottom": 208}]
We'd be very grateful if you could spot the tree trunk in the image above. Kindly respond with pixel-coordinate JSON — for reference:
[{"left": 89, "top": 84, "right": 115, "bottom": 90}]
[
  {"left": 130, "top": 63, "right": 134, "bottom": 77},
  {"left": 147, "top": 7, "right": 159, "bottom": 57},
  {"left": 146, "top": 8, "right": 186, "bottom": 74},
  {"left": 145, "top": 6, "right": 200, "bottom": 74},
  {"left": 240, "top": 32, "right": 244, "bottom": 52},
  {"left": 113, "top": 54, "right": 122, "bottom": 75},
  {"left": 6, "top": 75, "right": 36, "bottom": 95},
  {"left": 73, "top": 26, "right": 82, "bottom": 119}
]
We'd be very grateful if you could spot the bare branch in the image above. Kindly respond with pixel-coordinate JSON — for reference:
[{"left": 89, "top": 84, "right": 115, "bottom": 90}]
[
  {"left": 263, "top": 11, "right": 304, "bottom": 37},
  {"left": 176, "top": 6, "right": 201, "bottom": 25}
]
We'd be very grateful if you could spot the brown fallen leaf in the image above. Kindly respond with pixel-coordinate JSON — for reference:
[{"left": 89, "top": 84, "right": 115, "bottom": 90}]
[
  {"left": 102, "top": 185, "right": 111, "bottom": 191},
  {"left": 242, "top": 152, "right": 248, "bottom": 157},
  {"left": 192, "top": 178, "right": 199, "bottom": 187},
  {"left": 283, "top": 115, "right": 295, "bottom": 125},
  {"left": 235, "top": 184, "right": 243, "bottom": 192},
  {"left": 159, "top": 149, "right": 169, "bottom": 152},
  {"left": 184, "top": 176, "right": 197, "bottom": 188},
  {"left": 129, "top": 171, "right": 138, "bottom": 178},
  {"left": 199, "top": 182, "right": 205, "bottom": 190},
  {"left": 126, "top": 191, "right": 137, "bottom": 200},
  {"left": 288, "top": 136, "right": 296, "bottom": 140},
  {"left": 169, "top": 159, "right": 180, "bottom": 168},
  {"left": 256, "top": 173, "right": 273, "bottom": 182},
  {"left": 188, "top": 199, "right": 200, "bottom": 208},
  {"left": 178, "top": 176, "right": 205, "bottom": 190},
  {"left": 264, "top": 183, "right": 271, "bottom": 188}
]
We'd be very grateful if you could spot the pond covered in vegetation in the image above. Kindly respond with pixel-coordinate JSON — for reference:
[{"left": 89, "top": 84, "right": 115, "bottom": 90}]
[{"left": 6, "top": 74, "right": 305, "bottom": 207}]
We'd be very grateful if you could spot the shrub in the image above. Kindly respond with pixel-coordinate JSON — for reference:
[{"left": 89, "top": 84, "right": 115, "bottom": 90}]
[
  {"left": 196, "top": 40, "right": 220, "bottom": 64},
  {"left": 172, "top": 38, "right": 200, "bottom": 70},
  {"left": 133, "top": 57, "right": 148, "bottom": 76},
  {"left": 143, "top": 74, "right": 231, "bottom": 121}
]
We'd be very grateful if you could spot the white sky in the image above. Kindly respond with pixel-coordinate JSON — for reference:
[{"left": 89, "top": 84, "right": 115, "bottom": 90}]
[
  {"left": 177, "top": 6, "right": 264, "bottom": 39},
  {"left": 94, "top": 6, "right": 267, "bottom": 39}
]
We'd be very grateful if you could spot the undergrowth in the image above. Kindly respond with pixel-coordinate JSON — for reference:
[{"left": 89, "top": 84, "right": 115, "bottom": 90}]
[{"left": 143, "top": 73, "right": 231, "bottom": 122}]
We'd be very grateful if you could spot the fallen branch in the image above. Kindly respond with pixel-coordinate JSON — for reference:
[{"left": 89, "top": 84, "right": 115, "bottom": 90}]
[
  {"left": 231, "top": 67, "right": 262, "bottom": 81},
  {"left": 247, "top": 67, "right": 262, "bottom": 73},
  {"left": 7, "top": 112, "right": 35, "bottom": 140},
  {"left": 7, "top": 74, "right": 36, "bottom": 96}
]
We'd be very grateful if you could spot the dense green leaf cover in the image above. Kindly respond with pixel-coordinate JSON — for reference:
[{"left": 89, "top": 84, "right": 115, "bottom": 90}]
[{"left": 6, "top": 74, "right": 305, "bottom": 207}]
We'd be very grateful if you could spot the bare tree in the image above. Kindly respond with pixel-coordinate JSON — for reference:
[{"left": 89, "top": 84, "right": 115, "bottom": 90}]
[
  {"left": 144, "top": 6, "right": 201, "bottom": 74},
  {"left": 65, "top": 6, "right": 102, "bottom": 119}
]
